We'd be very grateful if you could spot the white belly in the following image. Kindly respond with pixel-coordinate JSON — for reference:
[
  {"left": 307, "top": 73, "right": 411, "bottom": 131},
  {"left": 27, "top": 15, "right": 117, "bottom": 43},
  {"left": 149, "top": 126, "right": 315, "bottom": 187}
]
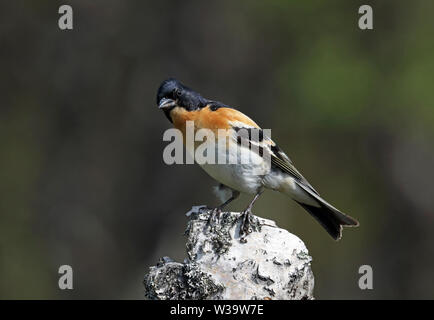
[
  {"left": 200, "top": 163, "right": 263, "bottom": 194},
  {"left": 189, "top": 138, "right": 269, "bottom": 194}
]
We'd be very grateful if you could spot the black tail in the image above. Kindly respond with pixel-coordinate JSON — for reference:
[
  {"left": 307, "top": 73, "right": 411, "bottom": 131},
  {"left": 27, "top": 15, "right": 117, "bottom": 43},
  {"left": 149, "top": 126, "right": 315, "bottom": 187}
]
[
  {"left": 294, "top": 181, "right": 359, "bottom": 240},
  {"left": 296, "top": 201, "right": 358, "bottom": 240}
]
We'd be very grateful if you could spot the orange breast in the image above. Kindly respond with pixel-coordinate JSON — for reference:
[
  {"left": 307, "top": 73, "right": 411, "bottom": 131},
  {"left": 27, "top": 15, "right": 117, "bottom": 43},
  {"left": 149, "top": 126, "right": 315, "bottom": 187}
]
[{"left": 170, "top": 105, "right": 260, "bottom": 141}]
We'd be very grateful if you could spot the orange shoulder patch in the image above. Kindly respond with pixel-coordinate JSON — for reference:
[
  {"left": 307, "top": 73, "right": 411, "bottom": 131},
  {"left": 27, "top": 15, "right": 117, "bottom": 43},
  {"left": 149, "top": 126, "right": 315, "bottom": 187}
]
[{"left": 211, "top": 107, "right": 260, "bottom": 129}]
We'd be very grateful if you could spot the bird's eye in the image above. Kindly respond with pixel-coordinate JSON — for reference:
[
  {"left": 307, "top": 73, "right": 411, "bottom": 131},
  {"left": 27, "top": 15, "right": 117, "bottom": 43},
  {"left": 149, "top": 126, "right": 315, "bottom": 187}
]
[{"left": 174, "top": 88, "right": 182, "bottom": 97}]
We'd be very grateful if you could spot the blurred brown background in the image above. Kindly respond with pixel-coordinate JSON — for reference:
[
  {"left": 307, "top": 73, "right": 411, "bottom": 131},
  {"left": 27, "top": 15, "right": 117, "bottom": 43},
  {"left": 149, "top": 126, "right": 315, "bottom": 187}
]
[{"left": 1, "top": 0, "right": 434, "bottom": 299}]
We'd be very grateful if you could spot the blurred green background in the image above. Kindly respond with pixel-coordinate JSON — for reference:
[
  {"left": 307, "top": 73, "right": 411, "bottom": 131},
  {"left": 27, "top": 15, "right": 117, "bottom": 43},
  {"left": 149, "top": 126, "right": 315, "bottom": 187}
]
[{"left": 1, "top": 0, "right": 434, "bottom": 299}]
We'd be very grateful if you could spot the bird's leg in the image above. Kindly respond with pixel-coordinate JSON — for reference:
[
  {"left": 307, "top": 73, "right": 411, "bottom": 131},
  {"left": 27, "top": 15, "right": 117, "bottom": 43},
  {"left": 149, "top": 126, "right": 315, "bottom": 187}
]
[
  {"left": 239, "top": 190, "right": 263, "bottom": 237},
  {"left": 207, "top": 190, "right": 240, "bottom": 226}
]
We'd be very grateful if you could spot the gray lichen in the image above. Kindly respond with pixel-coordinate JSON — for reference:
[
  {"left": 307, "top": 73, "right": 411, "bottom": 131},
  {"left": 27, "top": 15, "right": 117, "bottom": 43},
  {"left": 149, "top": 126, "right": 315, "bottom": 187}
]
[
  {"left": 144, "top": 259, "right": 224, "bottom": 300},
  {"left": 185, "top": 211, "right": 236, "bottom": 257},
  {"left": 144, "top": 206, "right": 314, "bottom": 300}
]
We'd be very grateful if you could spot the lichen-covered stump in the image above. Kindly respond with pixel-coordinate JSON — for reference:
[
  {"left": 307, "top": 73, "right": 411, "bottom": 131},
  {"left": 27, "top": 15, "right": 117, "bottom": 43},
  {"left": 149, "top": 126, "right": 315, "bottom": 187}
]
[{"left": 144, "top": 206, "right": 314, "bottom": 300}]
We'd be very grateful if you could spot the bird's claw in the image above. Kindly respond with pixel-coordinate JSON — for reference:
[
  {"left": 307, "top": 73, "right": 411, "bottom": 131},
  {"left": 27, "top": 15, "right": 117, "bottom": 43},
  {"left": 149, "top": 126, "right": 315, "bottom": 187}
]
[
  {"left": 206, "top": 207, "right": 222, "bottom": 227},
  {"left": 239, "top": 208, "right": 254, "bottom": 242}
]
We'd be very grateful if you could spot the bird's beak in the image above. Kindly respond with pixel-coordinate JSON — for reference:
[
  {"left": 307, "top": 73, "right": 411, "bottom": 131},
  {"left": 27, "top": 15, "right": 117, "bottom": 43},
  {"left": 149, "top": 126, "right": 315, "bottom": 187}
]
[{"left": 158, "top": 98, "right": 176, "bottom": 109}]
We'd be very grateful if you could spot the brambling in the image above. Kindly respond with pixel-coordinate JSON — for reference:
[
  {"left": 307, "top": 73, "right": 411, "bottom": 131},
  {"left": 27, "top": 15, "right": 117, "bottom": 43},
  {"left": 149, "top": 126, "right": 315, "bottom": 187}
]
[{"left": 157, "top": 78, "right": 358, "bottom": 240}]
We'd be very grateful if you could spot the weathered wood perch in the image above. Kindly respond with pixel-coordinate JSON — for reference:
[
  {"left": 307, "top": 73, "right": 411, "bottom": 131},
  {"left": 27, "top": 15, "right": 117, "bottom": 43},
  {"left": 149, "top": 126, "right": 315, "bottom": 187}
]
[{"left": 144, "top": 206, "right": 314, "bottom": 300}]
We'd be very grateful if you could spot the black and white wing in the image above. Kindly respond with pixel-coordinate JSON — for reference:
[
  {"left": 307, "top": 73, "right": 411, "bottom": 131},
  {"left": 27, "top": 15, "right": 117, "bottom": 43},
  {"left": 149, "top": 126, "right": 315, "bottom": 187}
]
[{"left": 229, "top": 121, "right": 319, "bottom": 195}]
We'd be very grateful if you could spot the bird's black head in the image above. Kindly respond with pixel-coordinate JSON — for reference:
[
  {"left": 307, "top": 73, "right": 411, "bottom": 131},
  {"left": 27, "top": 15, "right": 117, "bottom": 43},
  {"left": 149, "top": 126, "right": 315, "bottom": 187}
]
[{"left": 157, "top": 78, "right": 208, "bottom": 122}]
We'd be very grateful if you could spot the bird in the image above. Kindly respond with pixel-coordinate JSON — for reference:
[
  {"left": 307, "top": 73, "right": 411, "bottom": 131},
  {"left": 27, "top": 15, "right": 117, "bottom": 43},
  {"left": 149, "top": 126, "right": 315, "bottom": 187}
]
[{"left": 156, "top": 78, "right": 359, "bottom": 240}]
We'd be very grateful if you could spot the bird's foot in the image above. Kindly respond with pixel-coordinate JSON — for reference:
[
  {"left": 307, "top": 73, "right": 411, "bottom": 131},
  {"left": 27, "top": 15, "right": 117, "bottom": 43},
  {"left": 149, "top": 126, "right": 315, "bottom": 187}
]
[
  {"left": 206, "top": 207, "right": 222, "bottom": 227},
  {"left": 238, "top": 208, "right": 254, "bottom": 243}
]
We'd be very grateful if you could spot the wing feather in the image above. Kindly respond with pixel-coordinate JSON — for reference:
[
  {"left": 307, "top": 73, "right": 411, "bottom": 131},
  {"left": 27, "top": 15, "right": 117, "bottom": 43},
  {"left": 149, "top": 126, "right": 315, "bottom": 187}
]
[{"left": 228, "top": 117, "right": 319, "bottom": 195}]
